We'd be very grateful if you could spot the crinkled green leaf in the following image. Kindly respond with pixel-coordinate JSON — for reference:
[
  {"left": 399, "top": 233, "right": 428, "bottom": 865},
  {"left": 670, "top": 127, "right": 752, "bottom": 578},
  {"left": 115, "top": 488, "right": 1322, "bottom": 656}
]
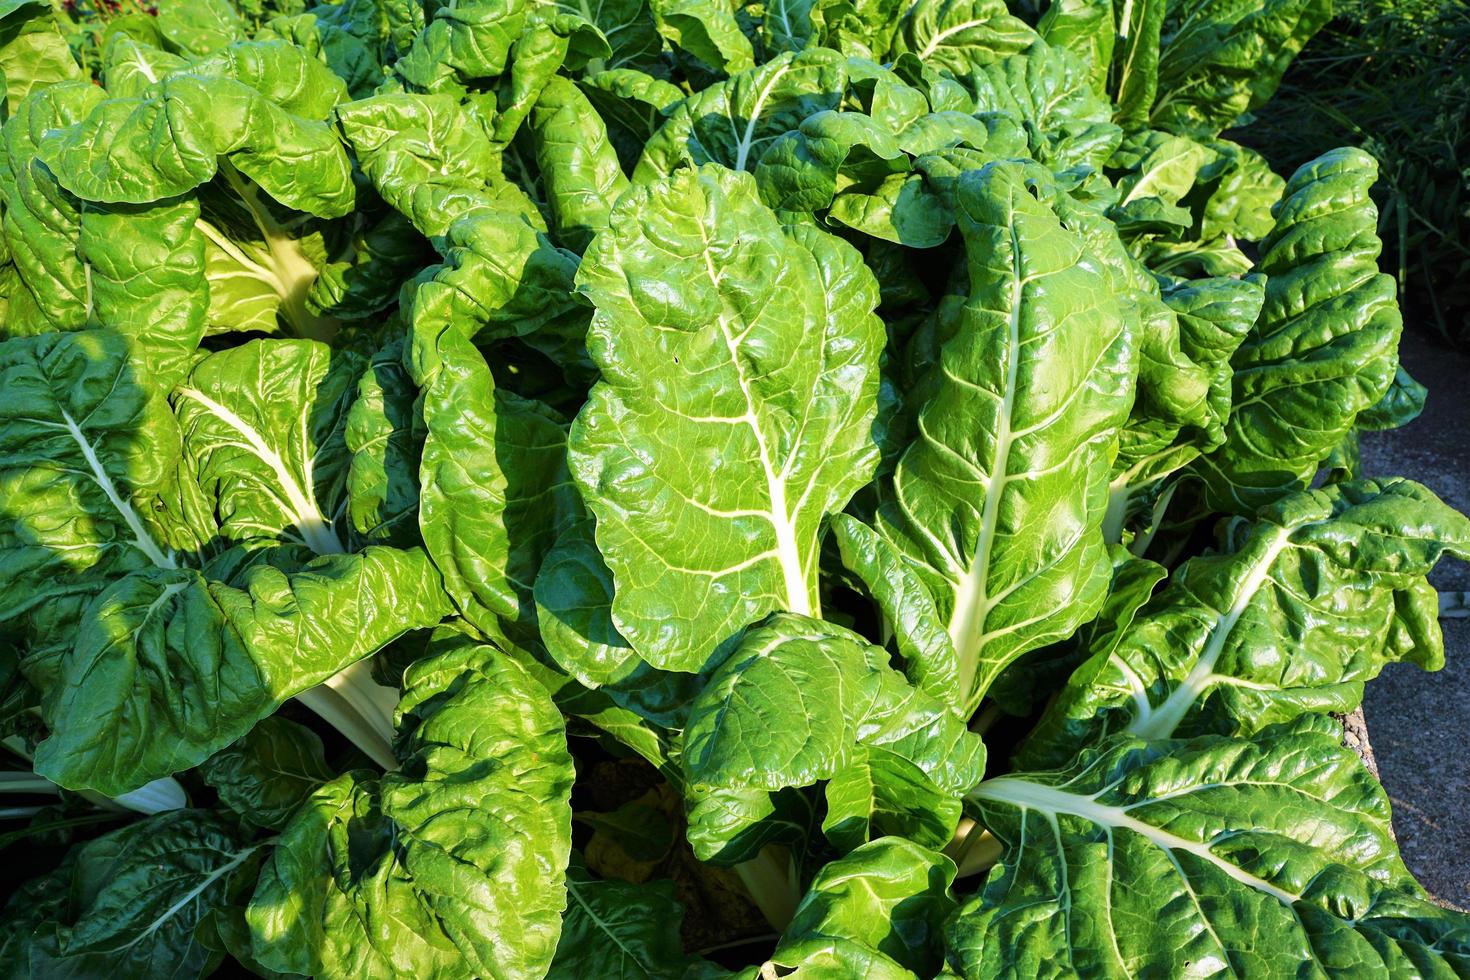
[
  {"left": 344, "top": 337, "right": 423, "bottom": 548},
  {"left": 549, "top": 853, "right": 696, "bottom": 980},
  {"left": 395, "top": 0, "right": 528, "bottom": 92},
  {"left": 531, "top": 75, "right": 631, "bottom": 253},
  {"left": 569, "top": 165, "right": 884, "bottom": 670},
  {"left": 154, "top": 0, "right": 246, "bottom": 56},
  {"left": 533, "top": 518, "right": 640, "bottom": 687},
  {"left": 0, "top": 0, "right": 82, "bottom": 118},
  {"left": 200, "top": 715, "right": 334, "bottom": 830},
  {"left": 39, "top": 72, "right": 354, "bottom": 218},
  {"left": 1151, "top": 0, "right": 1332, "bottom": 137},
  {"left": 681, "top": 613, "right": 984, "bottom": 806},
  {"left": 410, "top": 316, "right": 581, "bottom": 636},
  {"left": 865, "top": 161, "right": 1134, "bottom": 714},
  {"left": 635, "top": 48, "right": 847, "bottom": 181},
  {"left": 174, "top": 339, "right": 359, "bottom": 555},
  {"left": 782, "top": 837, "right": 955, "bottom": 976},
  {"left": 578, "top": 68, "right": 685, "bottom": 170},
  {"left": 822, "top": 747, "right": 962, "bottom": 854},
  {"left": 0, "top": 330, "right": 184, "bottom": 626},
  {"left": 3, "top": 809, "right": 261, "bottom": 979},
  {"left": 649, "top": 0, "right": 754, "bottom": 74},
  {"left": 1195, "top": 148, "right": 1402, "bottom": 512},
  {"left": 949, "top": 715, "right": 1470, "bottom": 977},
  {"left": 32, "top": 544, "right": 450, "bottom": 795},
  {"left": 889, "top": 0, "right": 1035, "bottom": 75},
  {"left": 1020, "top": 479, "right": 1470, "bottom": 769},
  {"left": 248, "top": 640, "right": 574, "bottom": 980}
]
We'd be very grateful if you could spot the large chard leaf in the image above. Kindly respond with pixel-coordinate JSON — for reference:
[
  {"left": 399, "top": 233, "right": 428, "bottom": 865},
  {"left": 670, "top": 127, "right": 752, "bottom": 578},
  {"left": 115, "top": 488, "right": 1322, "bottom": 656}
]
[
  {"left": 174, "top": 339, "right": 359, "bottom": 555},
  {"left": 947, "top": 716, "right": 1470, "bottom": 977},
  {"left": 1018, "top": 479, "right": 1470, "bottom": 769},
  {"left": 248, "top": 640, "right": 575, "bottom": 980},
  {"left": 395, "top": 0, "right": 527, "bottom": 93},
  {"left": 649, "top": 0, "right": 754, "bottom": 75},
  {"left": 0, "top": 330, "right": 183, "bottom": 626},
  {"left": 548, "top": 853, "right": 697, "bottom": 979},
  {"left": 861, "top": 160, "right": 1134, "bottom": 714},
  {"left": 776, "top": 837, "right": 957, "bottom": 976},
  {"left": 1151, "top": 0, "right": 1332, "bottom": 138},
  {"left": 37, "top": 53, "right": 354, "bottom": 217},
  {"left": 957, "top": 38, "right": 1122, "bottom": 173},
  {"left": 1195, "top": 148, "right": 1402, "bottom": 513},
  {"left": 680, "top": 613, "right": 984, "bottom": 850},
  {"left": 32, "top": 545, "right": 451, "bottom": 795},
  {"left": 530, "top": 74, "right": 631, "bottom": 253},
  {"left": 889, "top": 0, "right": 1035, "bottom": 74},
  {"left": 0, "top": 0, "right": 82, "bottom": 117},
  {"left": 634, "top": 48, "right": 848, "bottom": 181},
  {"left": 200, "top": 715, "right": 334, "bottom": 831},
  {"left": 0, "top": 82, "right": 208, "bottom": 387},
  {"left": 0, "top": 809, "right": 263, "bottom": 979},
  {"left": 408, "top": 308, "right": 582, "bottom": 637},
  {"left": 568, "top": 164, "right": 884, "bottom": 671}
]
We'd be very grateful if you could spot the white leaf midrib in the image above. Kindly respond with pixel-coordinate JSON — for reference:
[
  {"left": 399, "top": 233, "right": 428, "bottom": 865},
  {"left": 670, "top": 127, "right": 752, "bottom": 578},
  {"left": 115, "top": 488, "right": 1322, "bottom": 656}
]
[
  {"left": 176, "top": 386, "right": 344, "bottom": 555},
  {"left": 949, "top": 220, "right": 1024, "bottom": 701},
  {"left": 972, "top": 775, "right": 1302, "bottom": 906},
  {"left": 1126, "top": 527, "right": 1294, "bottom": 739},
  {"left": 700, "top": 234, "right": 810, "bottom": 617},
  {"left": 59, "top": 410, "right": 177, "bottom": 570}
]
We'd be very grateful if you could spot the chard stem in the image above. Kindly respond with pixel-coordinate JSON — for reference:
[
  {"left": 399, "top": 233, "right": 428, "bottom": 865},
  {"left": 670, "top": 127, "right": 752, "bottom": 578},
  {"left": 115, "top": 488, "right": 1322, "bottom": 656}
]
[{"left": 734, "top": 845, "right": 802, "bottom": 932}]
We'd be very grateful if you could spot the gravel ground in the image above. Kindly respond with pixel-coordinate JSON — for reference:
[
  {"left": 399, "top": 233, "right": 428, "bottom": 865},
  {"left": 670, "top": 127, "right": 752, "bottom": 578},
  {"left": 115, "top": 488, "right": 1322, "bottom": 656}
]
[{"left": 1359, "top": 330, "right": 1470, "bottom": 910}]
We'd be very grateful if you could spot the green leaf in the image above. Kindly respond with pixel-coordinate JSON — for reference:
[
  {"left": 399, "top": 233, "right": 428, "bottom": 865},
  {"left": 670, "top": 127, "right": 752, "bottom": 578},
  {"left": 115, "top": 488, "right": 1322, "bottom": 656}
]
[
  {"left": 0, "top": 83, "right": 208, "bottom": 386},
  {"left": 738, "top": 936, "right": 918, "bottom": 978},
  {"left": 200, "top": 715, "right": 334, "bottom": 830},
  {"left": 866, "top": 160, "right": 1135, "bottom": 713},
  {"left": 635, "top": 48, "right": 847, "bottom": 181},
  {"left": 681, "top": 613, "right": 984, "bottom": 806},
  {"left": 1112, "top": 0, "right": 1163, "bottom": 128},
  {"left": 395, "top": 0, "right": 528, "bottom": 92},
  {"left": 175, "top": 339, "right": 360, "bottom": 555},
  {"left": 830, "top": 512, "right": 958, "bottom": 702},
  {"left": 549, "top": 853, "right": 695, "bottom": 979},
  {"left": 533, "top": 518, "right": 640, "bottom": 687},
  {"left": 578, "top": 68, "right": 685, "bottom": 170},
  {"left": 248, "top": 640, "right": 575, "bottom": 980},
  {"left": 1019, "top": 480, "right": 1470, "bottom": 769},
  {"left": 1151, "top": 0, "right": 1332, "bottom": 137},
  {"left": 153, "top": 0, "right": 246, "bottom": 56},
  {"left": 568, "top": 165, "right": 884, "bottom": 670},
  {"left": 649, "top": 0, "right": 754, "bottom": 74},
  {"left": 32, "top": 544, "right": 450, "bottom": 795},
  {"left": 1037, "top": 0, "right": 1113, "bottom": 97},
  {"left": 3, "top": 809, "right": 261, "bottom": 979},
  {"left": 0, "top": 330, "right": 183, "bottom": 628},
  {"left": 0, "top": 0, "right": 82, "bottom": 118},
  {"left": 334, "top": 92, "right": 520, "bottom": 240},
  {"left": 1356, "top": 364, "right": 1427, "bottom": 432},
  {"left": 344, "top": 336, "right": 423, "bottom": 548},
  {"left": 1195, "top": 148, "right": 1403, "bottom": 512},
  {"left": 410, "top": 318, "right": 582, "bottom": 636},
  {"left": 39, "top": 72, "right": 355, "bottom": 218},
  {"left": 959, "top": 39, "right": 1122, "bottom": 173},
  {"left": 782, "top": 837, "right": 955, "bottom": 976},
  {"left": 822, "top": 747, "right": 962, "bottom": 853},
  {"left": 890, "top": 0, "right": 1035, "bottom": 75},
  {"left": 537, "top": 0, "right": 661, "bottom": 72},
  {"left": 531, "top": 75, "right": 631, "bottom": 253},
  {"left": 948, "top": 716, "right": 1470, "bottom": 977}
]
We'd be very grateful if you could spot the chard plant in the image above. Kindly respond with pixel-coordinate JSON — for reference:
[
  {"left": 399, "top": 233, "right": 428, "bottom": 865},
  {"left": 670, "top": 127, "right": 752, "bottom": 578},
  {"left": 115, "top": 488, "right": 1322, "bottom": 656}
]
[{"left": 0, "top": 0, "right": 1466, "bottom": 977}]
